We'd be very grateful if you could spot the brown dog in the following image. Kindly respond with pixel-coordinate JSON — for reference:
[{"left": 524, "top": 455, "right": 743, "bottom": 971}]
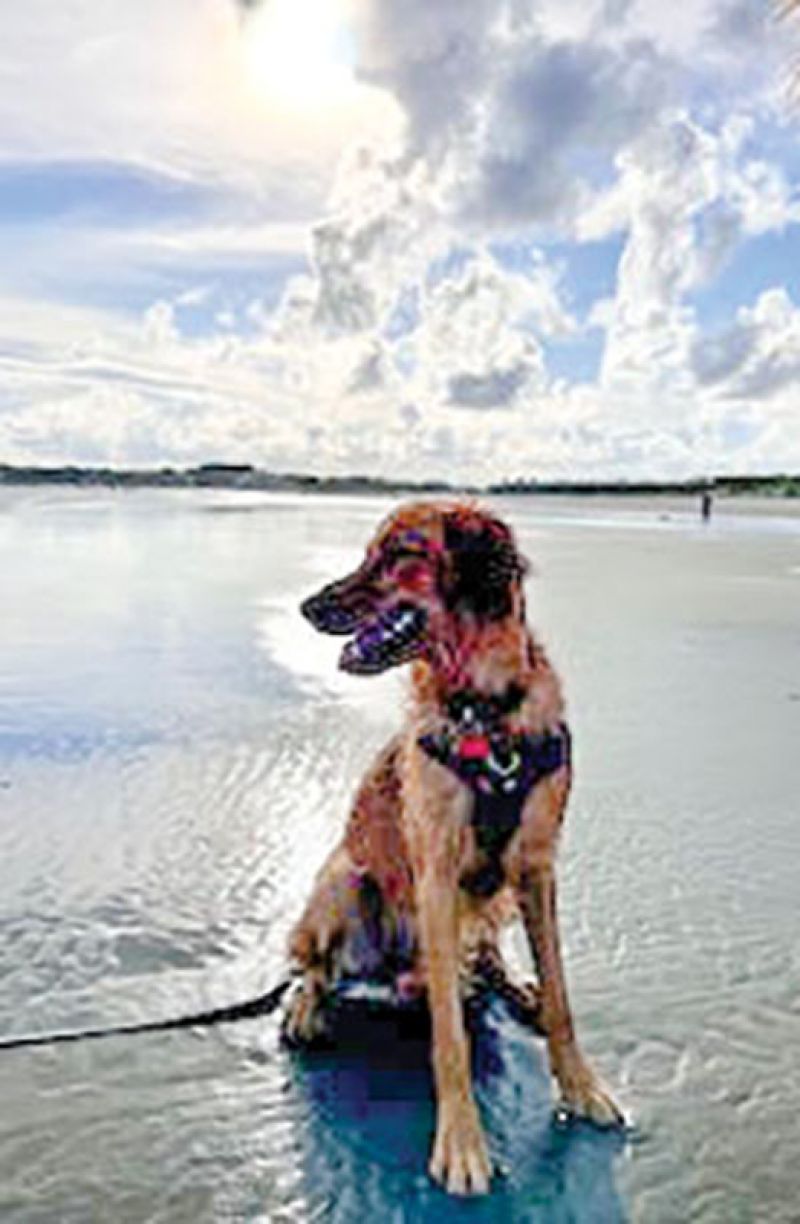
[{"left": 283, "top": 500, "right": 624, "bottom": 1195}]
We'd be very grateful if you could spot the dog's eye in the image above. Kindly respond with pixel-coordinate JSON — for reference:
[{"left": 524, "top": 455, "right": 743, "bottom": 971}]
[
  {"left": 393, "top": 556, "right": 431, "bottom": 586},
  {"left": 385, "top": 546, "right": 427, "bottom": 566}
]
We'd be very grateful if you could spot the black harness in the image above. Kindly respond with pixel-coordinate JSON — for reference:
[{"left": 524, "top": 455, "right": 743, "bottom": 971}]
[{"left": 419, "top": 686, "right": 570, "bottom": 898}]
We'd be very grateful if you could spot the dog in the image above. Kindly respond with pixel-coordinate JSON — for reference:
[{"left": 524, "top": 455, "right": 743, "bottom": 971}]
[{"left": 282, "top": 500, "right": 624, "bottom": 1195}]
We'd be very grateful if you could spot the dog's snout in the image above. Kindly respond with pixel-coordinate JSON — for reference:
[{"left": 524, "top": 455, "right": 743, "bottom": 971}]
[
  {"left": 301, "top": 586, "right": 363, "bottom": 635},
  {"left": 301, "top": 593, "right": 342, "bottom": 633},
  {"left": 300, "top": 592, "right": 322, "bottom": 625}
]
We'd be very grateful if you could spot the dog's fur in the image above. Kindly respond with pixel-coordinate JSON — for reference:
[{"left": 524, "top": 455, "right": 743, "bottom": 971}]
[{"left": 283, "top": 501, "right": 623, "bottom": 1195}]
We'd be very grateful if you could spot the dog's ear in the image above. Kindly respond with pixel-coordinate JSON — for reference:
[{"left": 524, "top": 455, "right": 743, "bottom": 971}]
[{"left": 443, "top": 510, "right": 527, "bottom": 620}]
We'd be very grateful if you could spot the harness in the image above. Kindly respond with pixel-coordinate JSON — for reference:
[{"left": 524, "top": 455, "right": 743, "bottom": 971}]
[{"left": 418, "top": 687, "right": 570, "bottom": 898}]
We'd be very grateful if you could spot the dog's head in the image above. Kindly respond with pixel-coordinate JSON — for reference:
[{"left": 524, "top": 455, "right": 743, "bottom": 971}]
[{"left": 301, "top": 501, "right": 528, "bottom": 675}]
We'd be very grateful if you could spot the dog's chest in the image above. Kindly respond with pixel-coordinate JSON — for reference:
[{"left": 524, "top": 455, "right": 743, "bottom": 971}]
[{"left": 414, "top": 691, "right": 571, "bottom": 898}]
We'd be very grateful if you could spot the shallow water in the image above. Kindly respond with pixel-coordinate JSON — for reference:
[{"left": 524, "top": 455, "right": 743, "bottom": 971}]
[{"left": 0, "top": 488, "right": 798, "bottom": 1222}]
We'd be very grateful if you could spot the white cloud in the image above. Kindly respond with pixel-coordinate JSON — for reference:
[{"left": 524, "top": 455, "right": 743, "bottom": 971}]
[
  {"left": 599, "top": 114, "right": 722, "bottom": 392},
  {"left": 414, "top": 251, "right": 548, "bottom": 409},
  {"left": 349, "top": 0, "right": 677, "bottom": 234},
  {"left": 1, "top": 0, "right": 800, "bottom": 482},
  {"left": 691, "top": 287, "right": 800, "bottom": 400},
  {"left": 460, "top": 35, "right": 673, "bottom": 232},
  {"left": 0, "top": 0, "right": 398, "bottom": 196},
  {"left": 597, "top": 110, "right": 800, "bottom": 397},
  {"left": 351, "top": 0, "right": 499, "bottom": 157}
]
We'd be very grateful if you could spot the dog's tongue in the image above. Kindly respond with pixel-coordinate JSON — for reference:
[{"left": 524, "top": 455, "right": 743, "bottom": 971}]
[
  {"left": 339, "top": 604, "right": 426, "bottom": 674},
  {"left": 339, "top": 633, "right": 383, "bottom": 674}
]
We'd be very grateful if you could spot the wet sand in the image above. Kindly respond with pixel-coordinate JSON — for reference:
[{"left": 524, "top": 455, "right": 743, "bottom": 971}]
[{"left": 0, "top": 488, "right": 798, "bottom": 1222}]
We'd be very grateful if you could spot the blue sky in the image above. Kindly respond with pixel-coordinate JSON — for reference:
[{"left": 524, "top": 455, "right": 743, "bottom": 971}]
[{"left": 1, "top": 0, "right": 799, "bottom": 481}]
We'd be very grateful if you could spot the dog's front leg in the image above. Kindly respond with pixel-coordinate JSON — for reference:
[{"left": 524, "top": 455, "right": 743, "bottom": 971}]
[
  {"left": 513, "top": 777, "right": 624, "bottom": 1127},
  {"left": 405, "top": 751, "right": 492, "bottom": 1197},
  {"left": 416, "top": 854, "right": 492, "bottom": 1195}
]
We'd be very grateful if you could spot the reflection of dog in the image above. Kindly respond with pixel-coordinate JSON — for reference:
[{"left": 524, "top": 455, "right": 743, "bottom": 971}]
[{"left": 283, "top": 501, "right": 624, "bottom": 1195}]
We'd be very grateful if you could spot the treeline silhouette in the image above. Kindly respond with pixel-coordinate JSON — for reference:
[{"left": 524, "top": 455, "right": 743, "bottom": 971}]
[{"left": 1, "top": 463, "right": 798, "bottom": 498}]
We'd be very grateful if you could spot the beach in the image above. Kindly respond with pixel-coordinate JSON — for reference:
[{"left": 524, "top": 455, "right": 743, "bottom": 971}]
[{"left": 0, "top": 487, "right": 798, "bottom": 1222}]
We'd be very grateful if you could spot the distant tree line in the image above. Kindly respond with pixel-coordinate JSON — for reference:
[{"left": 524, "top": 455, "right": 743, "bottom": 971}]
[
  {"left": 0, "top": 463, "right": 456, "bottom": 495},
  {"left": 487, "top": 476, "right": 800, "bottom": 497},
  {"left": 0, "top": 463, "right": 798, "bottom": 498}
]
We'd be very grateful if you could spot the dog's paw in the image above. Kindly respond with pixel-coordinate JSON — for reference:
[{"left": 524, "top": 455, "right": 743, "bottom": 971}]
[
  {"left": 280, "top": 982, "right": 330, "bottom": 1049},
  {"left": 429, "top": 1100, "right": 492, "bottom": 1196},
  {"left": 555, "top": 1065, "right": 627, "bottom": 1129}
]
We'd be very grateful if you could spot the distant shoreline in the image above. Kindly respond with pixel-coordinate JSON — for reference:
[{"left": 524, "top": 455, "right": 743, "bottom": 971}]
[{"left": 1, "top": 462, "right": 798, "bottom": 500}]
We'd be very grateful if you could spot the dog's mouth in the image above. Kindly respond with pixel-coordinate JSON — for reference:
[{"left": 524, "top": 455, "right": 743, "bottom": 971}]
[{"left": 338, "top": 602, "right": 428, "bottom": 675}]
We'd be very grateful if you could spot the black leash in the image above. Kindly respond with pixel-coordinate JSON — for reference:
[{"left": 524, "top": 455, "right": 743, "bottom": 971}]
[{"left": 0, "top": 975, "right": 294, "bottom": 1053}]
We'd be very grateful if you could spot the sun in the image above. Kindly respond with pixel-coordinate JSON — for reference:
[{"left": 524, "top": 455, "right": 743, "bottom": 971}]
[{"left": 242, "top": 0, "right": 356, "bottom": 111}]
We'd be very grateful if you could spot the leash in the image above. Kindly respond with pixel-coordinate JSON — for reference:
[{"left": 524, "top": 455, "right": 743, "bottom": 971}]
[
  {"left": 0, "top": 689, "right": 560, "bottom": 1052},
  {"left": 0, "top": 974, "right": 294, "bottom": 1053}
]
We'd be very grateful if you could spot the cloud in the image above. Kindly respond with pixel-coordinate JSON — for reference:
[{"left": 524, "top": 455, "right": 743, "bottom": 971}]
[
  {"left": 270, "top": 148, "right": 443, "bottom": 341},
  {"left": 0, "top": 0, "right": 396, "bottom": 197},
  {"left": 1, "top": 0, "right": 799, "bottom": 484},
  {"left": 599, "top": 114, "right": 722, "bottom": 392},
  {"left": 446, "top": 361, "right": 535, "bottom": 409},
  {"left": 690, "top": 321, "right": 758, "bottom": 386},
  {"left": 260, "top": 0, "right": 795, "bottom": 468},
  {"left": 596, "top": 110, "right": 800, "bottom": 396},
  {"left": 349, "top": 0, "right": 676, "bottom": 234},
  {"left": 344, "top": 339, "right": 392, "bottom": 394},
  {"left": 351, "top": 0, "right": 499, "bottom": 157},
  {"left": 415, "top": 251, "right": 549, "bottom": 409},
  {"left": 691, "top": 287, "right": 800, "bottom": 400},
  {"left": 460, "top": 35, "right": 673, "bottom": 232}
]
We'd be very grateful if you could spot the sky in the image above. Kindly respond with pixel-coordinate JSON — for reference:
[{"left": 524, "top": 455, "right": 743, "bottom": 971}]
[{"left": 1, "top": 0, "right": 799, "bottom": 483}]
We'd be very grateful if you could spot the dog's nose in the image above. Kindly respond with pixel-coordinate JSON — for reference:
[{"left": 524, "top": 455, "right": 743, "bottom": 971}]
[
  {"left": 300, "top": 592, "right": 329, "bottom": 628},
  {"left": 301, "top": 592, "right": 358, "bottom": 635}
]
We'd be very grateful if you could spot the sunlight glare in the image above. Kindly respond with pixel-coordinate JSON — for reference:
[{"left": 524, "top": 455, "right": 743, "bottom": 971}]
[{"left": 242, "top": 0, "right": 355, "bottom": 111}]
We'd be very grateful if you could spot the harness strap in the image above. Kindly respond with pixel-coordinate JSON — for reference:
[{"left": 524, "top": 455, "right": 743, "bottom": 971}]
[{"left": 419, "top": 721, "right": 570, "bottom": 898}]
